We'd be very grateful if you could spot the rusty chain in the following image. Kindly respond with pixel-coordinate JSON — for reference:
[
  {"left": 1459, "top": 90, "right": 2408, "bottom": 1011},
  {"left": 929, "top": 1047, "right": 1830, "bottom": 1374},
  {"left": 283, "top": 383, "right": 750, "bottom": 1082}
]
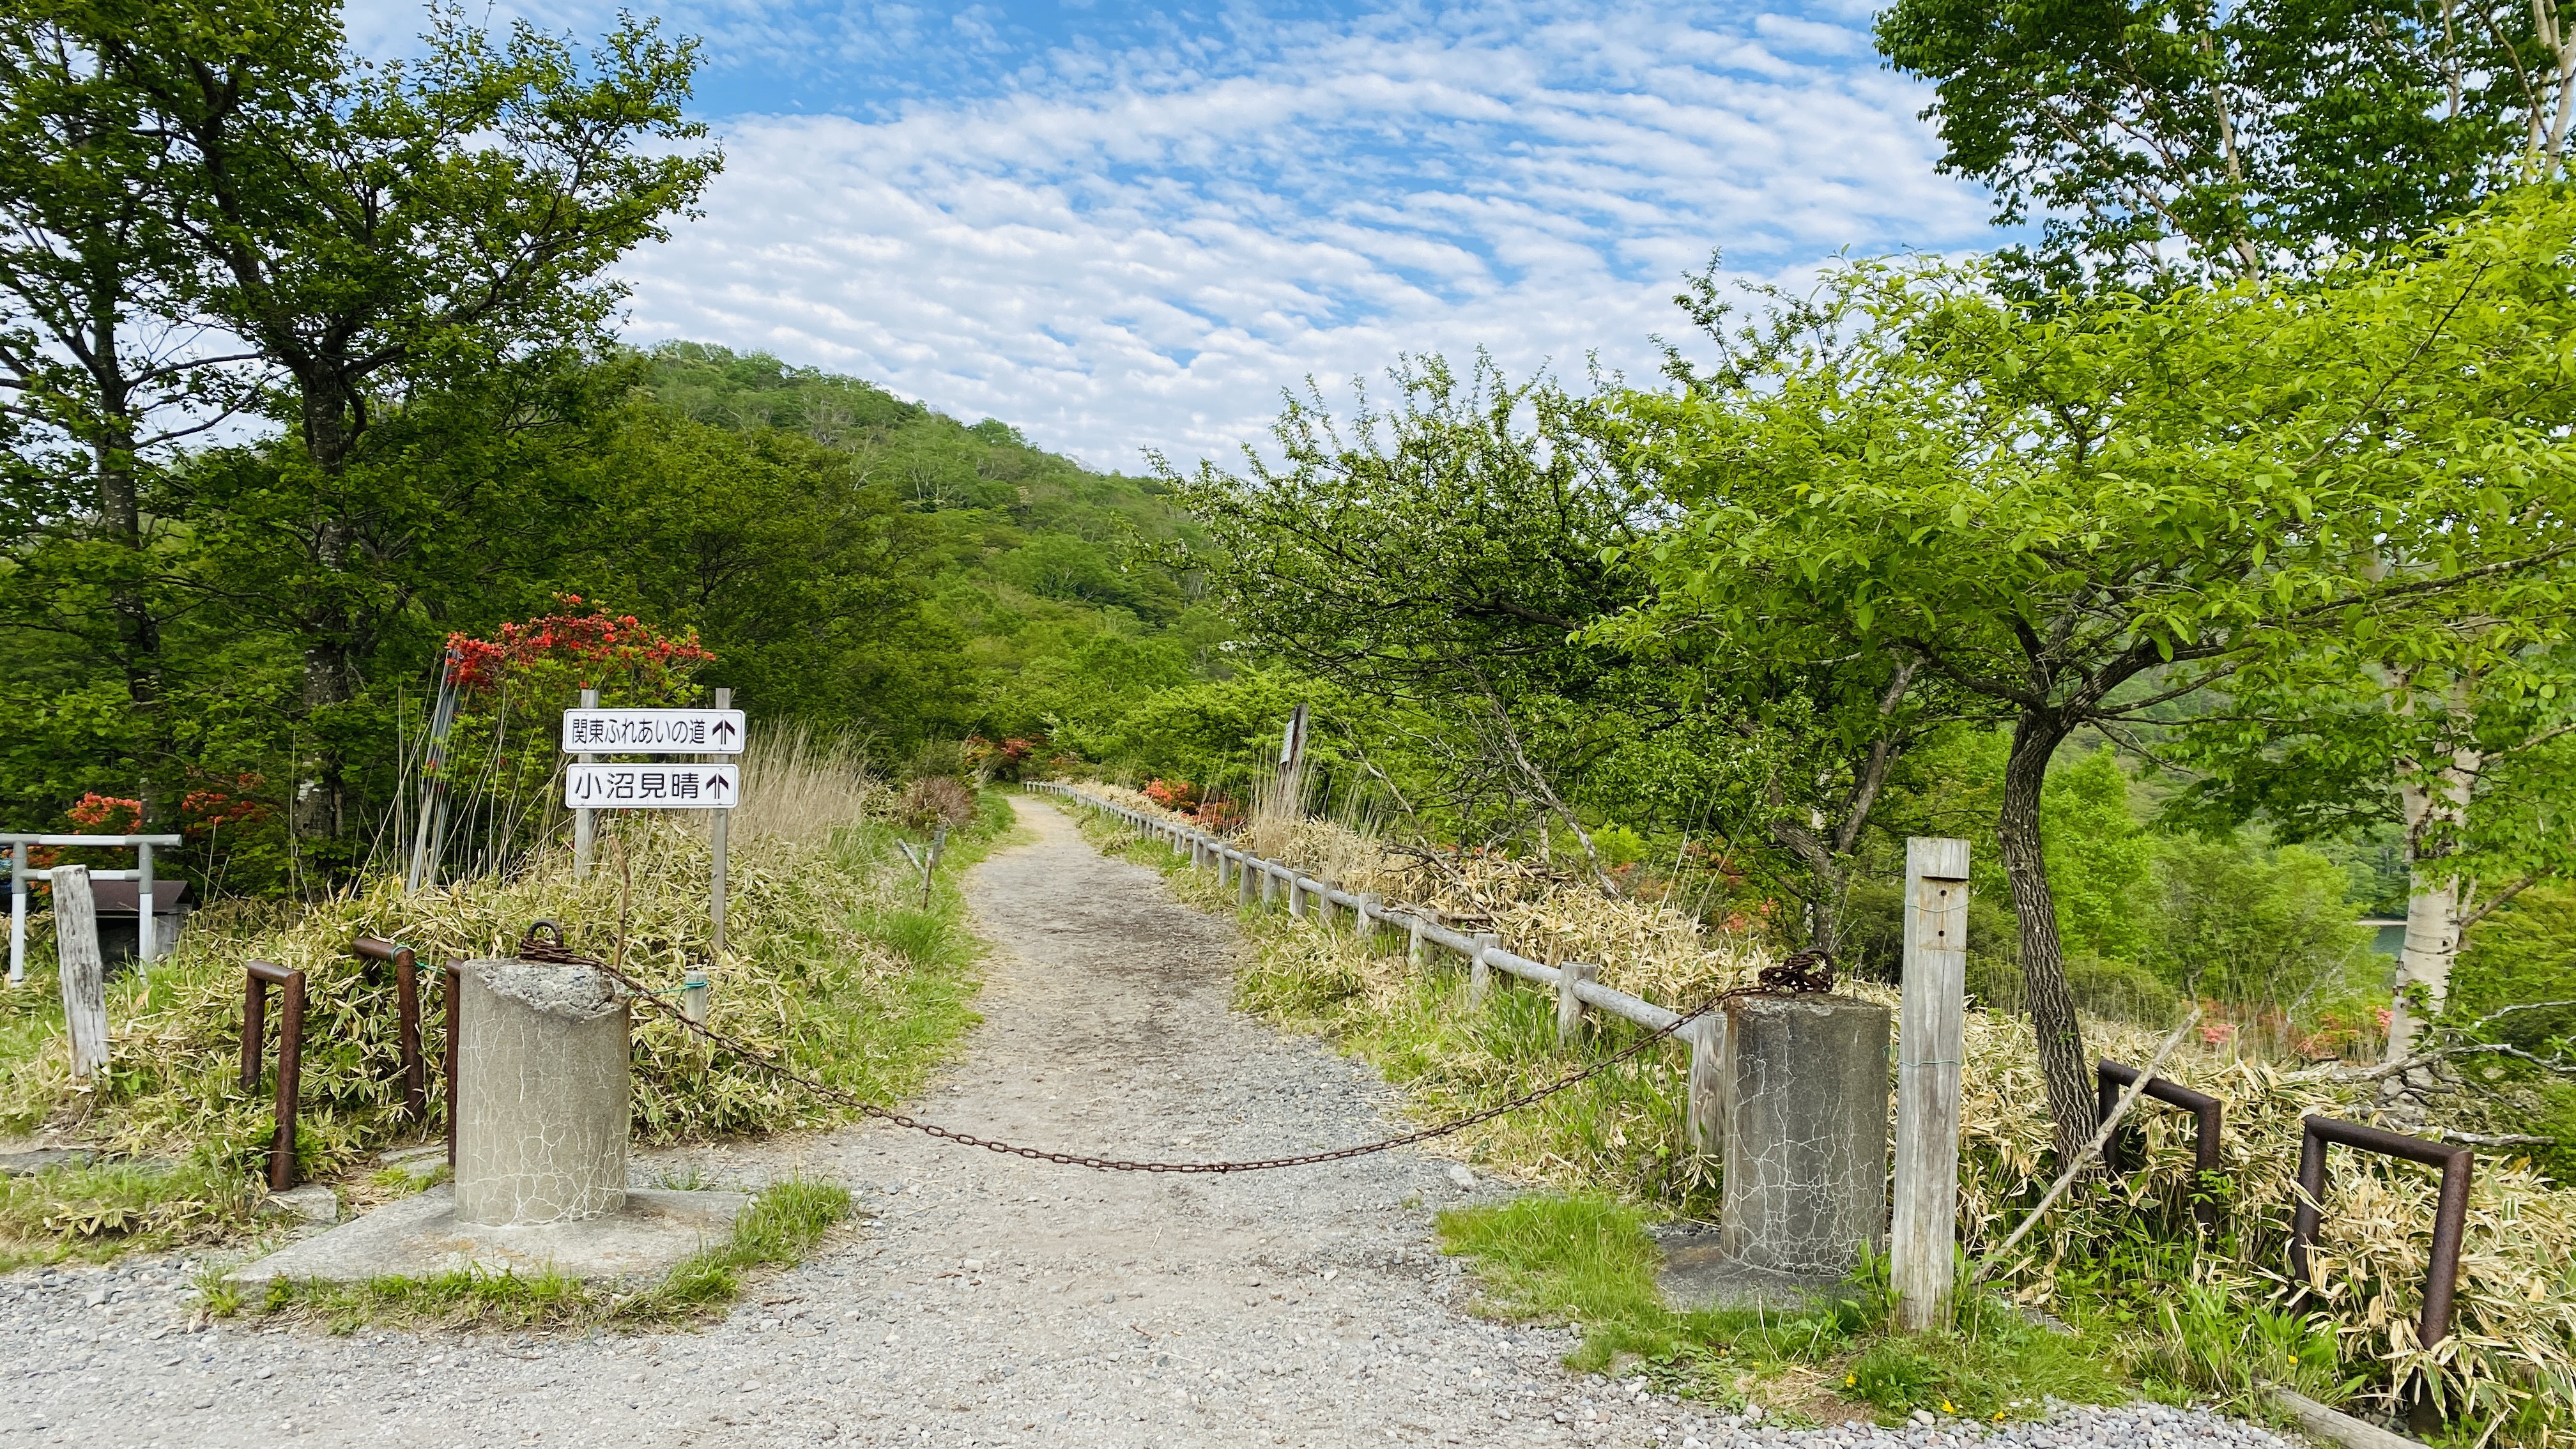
[{"left": 516, "top": 923, "right": 1761, "bottom": 1176}]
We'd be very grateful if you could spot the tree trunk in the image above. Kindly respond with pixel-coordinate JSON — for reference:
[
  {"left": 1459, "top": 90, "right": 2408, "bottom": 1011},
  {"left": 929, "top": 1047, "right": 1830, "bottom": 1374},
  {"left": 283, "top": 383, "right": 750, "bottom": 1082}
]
[
  {"left": 88, "top": 293, "right": 167, "bottom": 825},
  {"left": 2385, "top": 746, "right": 2478, "bottom": 1062},
  {"left": 1997, "top": 710, "right": 2096, "bottom": 1168},
  {"left": 287, "top": 377, "right": 360, "bottom": 847}
]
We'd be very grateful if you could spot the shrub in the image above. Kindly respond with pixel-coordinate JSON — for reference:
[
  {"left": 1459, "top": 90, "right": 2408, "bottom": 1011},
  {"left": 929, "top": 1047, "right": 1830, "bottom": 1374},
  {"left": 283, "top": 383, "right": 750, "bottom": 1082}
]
[{"left": 898, "top": 776, "right": 979, "bottom": 832}]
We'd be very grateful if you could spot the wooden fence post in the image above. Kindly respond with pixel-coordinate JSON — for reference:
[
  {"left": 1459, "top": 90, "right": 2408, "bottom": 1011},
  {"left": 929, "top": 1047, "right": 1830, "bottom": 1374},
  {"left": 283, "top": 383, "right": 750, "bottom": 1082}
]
[
  {"left": 1556, "top": 962, "right": 1598, "bottom": 1043},
  {"left": 1239, "top": 856, "right": 1256, "bottom": 907},
  {"left": 1407, "top": 913, "right": 1425, "bottom": 967},
  {"left": 1358, "top": 893, "right": 1382, "bottom": 951},
  {"left": 1893, "top": 836, "right": 1971, "bottom": 1331},
  {"left": 1469, "top": 932, "right": 1499, "bottom": 1008},
  {"left": 1288, "top": 873, "right": 1306, "bottom": 919},
  {"left": 50, "top": 866, "right": 109, "bottom": 1077},
  {"left": 1687, "top": 1015, "right": 1726, "bottom": 1154}
]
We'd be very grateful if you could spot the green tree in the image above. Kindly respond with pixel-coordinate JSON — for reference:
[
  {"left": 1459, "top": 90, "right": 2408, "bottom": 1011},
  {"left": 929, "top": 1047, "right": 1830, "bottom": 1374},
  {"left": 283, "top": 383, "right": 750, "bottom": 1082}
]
[
  {"left": 0, "top": 1, "right": 262, "bottom": 821},
  {"left": 1609, "top": 199, "right": 2576, "bottom": 1162},
  {"left": 1877, "top": 0, "right": 2573, "bottom": 290},
  {"left": 86, "top": 0, "right": 718, "bottom": 848}
]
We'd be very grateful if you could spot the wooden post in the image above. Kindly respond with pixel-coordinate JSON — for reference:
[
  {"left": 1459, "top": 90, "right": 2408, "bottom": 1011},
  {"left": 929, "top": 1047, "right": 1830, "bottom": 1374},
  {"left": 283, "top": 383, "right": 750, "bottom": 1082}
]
[
  {"left": 1358, "top": 893, "right": 1383, "bottom": 951},
  {"left": 50, "top": 866, "right": 109, "bottom": 1077},
  {"left": 710, "top": 687, "right": 733, "bottom": 960},
  {"left": 1406, "top": 913, "right": 1424, "bottom": 967},
  {"left": 1469, "top": 932, "right": 1499, "bottom": 1008},
  {"left": 1687, "top": 1015, "right": 1726, "bottom": 1154},
  {"left": 1556, "top": 962, "right": 1598, "bottom": 1043},
  {"left": 1893, "top": 836, "right": 1971, "bottom": 1332},
  {"left": 1288, "top": 873, "right": 1307, "bottom": 921},
  {"left": 1238, "top": 854, "right": 1256, "bottom": 907},
  {"left": 572, "top": 685, "right": 599, "bottom": 880}
]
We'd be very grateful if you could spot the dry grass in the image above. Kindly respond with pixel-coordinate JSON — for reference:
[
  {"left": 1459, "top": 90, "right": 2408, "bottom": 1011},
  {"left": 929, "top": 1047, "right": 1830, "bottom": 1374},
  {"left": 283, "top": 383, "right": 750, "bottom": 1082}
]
[
  {"left": 727, "top": 728, "right": 891, "bottom": 844},
  {"left": 1066, "top": 781, "right": 2576, "bottom": 1446},
  {"left": 0, "top": 778, "right": 1005, "bottom": 1266}
]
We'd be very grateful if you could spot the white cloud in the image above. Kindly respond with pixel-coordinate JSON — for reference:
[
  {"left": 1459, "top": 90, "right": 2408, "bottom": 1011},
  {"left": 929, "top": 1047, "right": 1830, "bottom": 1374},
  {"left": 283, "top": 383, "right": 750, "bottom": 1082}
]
[{"left": 355, "top": 0, "right": 1998, "bottom": 469}]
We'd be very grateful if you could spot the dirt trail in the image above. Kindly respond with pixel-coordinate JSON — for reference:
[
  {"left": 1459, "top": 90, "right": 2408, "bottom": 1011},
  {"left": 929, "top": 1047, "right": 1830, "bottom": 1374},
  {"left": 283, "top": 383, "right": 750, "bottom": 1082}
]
[{"left": 5, "top": 795, "right": 1659, "bottom": 1448}]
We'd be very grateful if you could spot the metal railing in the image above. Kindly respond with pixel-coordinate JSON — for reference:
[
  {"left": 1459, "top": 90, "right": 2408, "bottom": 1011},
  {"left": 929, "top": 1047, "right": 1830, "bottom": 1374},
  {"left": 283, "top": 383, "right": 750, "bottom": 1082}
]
[
  {"left": 2096, "top": 1058, "right": 2225, "bottom": 1229},
  {"left": 351, "top": 936, "right": 427, "bottom": 1124},
  {"left": 240, "top": 960, "right": 306, "bottom": 1190},
  {"left": 1027, "top": 781, "right": 1683, "bottom": 1035},
  {"left": 2292, "top": 1116, "right": 2471, "bottom": 1355}
]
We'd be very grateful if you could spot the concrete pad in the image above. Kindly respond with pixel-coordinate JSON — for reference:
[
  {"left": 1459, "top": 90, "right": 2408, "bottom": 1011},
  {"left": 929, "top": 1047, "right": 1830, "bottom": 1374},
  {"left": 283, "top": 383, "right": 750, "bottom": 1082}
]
[
  {"left": 226, "top": 1184, "right": 748, "bottom": 1287},
  {"left": 1654, "top": 1221, "right": 1856, "bottom": 1312}
]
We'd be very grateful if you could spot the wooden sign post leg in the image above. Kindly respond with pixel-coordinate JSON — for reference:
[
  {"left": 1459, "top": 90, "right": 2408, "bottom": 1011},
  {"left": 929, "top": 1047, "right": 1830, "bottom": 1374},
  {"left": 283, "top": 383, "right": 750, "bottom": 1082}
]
[
  {"left": 710, "top": 687, "right": 733, "bottom": 962},
  {"left": 572, "top": 686, "right": 599, "bottom": 880}
]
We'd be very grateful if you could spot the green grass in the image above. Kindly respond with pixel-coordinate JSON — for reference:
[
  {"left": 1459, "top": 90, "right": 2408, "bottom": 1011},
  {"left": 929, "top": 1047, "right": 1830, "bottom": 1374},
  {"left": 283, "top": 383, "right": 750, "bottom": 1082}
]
[
  {"left": 240, "top": 1178, "right": 852, "bottom": 1333},
  {"left": 1436, "top": 1192, "right": 2126, "bottom": 1426},
  {"left": 0, "top": 1158, "right": 263, "bottom": 1271}
]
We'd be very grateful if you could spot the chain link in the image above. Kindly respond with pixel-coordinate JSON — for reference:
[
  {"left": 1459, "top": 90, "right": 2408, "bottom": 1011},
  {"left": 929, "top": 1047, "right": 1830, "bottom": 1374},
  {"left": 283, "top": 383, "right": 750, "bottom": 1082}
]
[{"left": 518, "top": 928, "right": 1750, "bottom": 1176}]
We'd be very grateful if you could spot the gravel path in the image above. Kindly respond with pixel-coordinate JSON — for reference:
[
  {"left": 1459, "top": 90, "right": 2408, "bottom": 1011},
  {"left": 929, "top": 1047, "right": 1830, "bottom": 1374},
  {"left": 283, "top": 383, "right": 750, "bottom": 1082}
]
[{"left": 1, "top": 799, "right": 2306, "bottom": 1449}]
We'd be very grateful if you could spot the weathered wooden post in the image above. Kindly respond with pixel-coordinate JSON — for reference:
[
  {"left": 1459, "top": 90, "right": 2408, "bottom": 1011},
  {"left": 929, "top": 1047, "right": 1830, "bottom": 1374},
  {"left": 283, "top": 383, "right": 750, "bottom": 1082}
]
[
  {"left": 709, "top": 687, "right": 734, "bottom": 960},
  {"left": 1892, "top": 837, "right": 1971, "bottom": 1331},
  {"left": 1288, "top": 873, "right": 1307, "bottom": 920},
  {"left": 1259, "top": 861, "right": 1277, "bottom": 907},
  {"left": 1358, "top": 892, "right": 1383, "bottom": 951},
  {"left": 1687, "top": 1015, "right": 1726, "bottom": 1154},
  {"left": 572, "top": 686, "right": 600, "bottom": 880},
  {"left": 1406, "top": 911, "right": 1425, "bottom": 967},
  {"left": 1469, "top": 932, "right": 1500, "bottom": 1008},
  {"left": 1238, "top": 855, "right": 1256, "bottom": 907},
  {"left": 1556, "top": 962, "right": 1598, "bottom": 1043},
  {"left": 50, "top": 865, "right": 109, "bottom": 1077}
]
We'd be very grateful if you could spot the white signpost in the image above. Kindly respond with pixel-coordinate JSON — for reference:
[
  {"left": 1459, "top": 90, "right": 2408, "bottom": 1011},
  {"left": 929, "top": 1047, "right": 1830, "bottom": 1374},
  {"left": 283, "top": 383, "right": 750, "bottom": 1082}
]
[
  {"left": 561, "top": 709, "right": 745, "bottom": 753},
  {"left": 559, "top": 690, "right": 742, "bottom": 963},
  {"left": 562, "top": 763, "right": 739, "bottom": 809}
]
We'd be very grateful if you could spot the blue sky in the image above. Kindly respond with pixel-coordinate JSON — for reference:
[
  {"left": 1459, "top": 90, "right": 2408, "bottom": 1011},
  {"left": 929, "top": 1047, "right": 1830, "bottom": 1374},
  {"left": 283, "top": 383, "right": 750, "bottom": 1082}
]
[{"left": 350, "top": 1, "right": 2000, "bottom": 467}]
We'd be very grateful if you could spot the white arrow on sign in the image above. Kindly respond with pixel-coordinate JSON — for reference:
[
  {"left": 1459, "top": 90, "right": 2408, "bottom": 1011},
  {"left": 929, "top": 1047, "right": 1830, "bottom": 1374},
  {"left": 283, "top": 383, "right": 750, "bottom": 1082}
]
[
  {"left": 561, "top": 709, "right": 746, "bottom": 754},
  {"left": 563, "top": 763, "right": 739, "bottom": 810}
]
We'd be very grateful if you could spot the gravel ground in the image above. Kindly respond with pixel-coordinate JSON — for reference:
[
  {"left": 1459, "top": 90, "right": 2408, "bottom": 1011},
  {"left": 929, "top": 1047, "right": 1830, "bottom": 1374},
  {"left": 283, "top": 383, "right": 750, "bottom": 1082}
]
[{"left": 1, "top": 799, "right": 2309, "bottom": 1449}]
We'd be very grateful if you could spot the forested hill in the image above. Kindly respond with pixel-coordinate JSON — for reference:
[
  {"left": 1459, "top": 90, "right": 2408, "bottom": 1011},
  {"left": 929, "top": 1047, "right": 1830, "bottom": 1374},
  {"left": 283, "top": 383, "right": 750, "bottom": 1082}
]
[
  {"left": 0, "top": 341, "right": 1256, "bottom": 889},
  {"left": 631, "top": 343, "right": 1235, "bottom": 756}
]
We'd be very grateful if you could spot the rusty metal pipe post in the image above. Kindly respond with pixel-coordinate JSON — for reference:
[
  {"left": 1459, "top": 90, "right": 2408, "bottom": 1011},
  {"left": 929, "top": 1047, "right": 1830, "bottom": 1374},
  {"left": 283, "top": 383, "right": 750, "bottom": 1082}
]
[
  {"left": 2096, "top": 1059, "right": 2226, "bottom": 1229},
  {"left": 242, "top": 961, "right": 305, "bottom": 1190},
  {"left": 2290, "top": 1116, "right": 2472, "bottom": 1357},
  {"left": 443, "top": 961, "right": 462, "bottom": 1169},
  {"left": 354, "top": 937, "right": 425, "bottom": 1123}
]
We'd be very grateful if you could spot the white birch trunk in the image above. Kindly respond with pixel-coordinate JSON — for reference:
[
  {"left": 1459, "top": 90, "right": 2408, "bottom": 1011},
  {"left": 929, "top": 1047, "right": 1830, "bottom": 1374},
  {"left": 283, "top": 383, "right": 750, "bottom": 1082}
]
[{"left": 2386, "top": 747, "right": 2478, "bottom": 1064}]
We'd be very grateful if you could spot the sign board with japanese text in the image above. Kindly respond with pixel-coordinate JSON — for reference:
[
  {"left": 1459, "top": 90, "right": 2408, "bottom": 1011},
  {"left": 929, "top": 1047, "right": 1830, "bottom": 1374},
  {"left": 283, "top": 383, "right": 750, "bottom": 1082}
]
[
  {"left": 564, "top": 763, "right": 739, "bottom": 810},
  {"left": 560, "top": 709, "right": 745, "bottom": 754}
]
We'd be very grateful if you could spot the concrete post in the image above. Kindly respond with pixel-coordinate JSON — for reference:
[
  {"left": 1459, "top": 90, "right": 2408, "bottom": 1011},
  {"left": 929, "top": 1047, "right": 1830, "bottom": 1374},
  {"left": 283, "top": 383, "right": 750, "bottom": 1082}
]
[
  {"left": 1289, "top": 874, "right": 1307, "bottom": 921},
  {"left": 1717, "top": 993, "right": 1892, "bottom": 1278},
  {"left": 454, "top": 958, "right": 630, "bottom": 1226},
  {"left": 1894, "top": 838, "right": 1971, "bottom": 1331},
  {"left": 1469, "top": 932, "right": 1500, "bottom": 1008},
  {"left": 1260, "top": 863, "right": 1276, "bottom": 907},
  {"left": 1406, "top": 914, "right": 1424, "bottom": 968},
  {"left": 1556, "top": 962, "right": 1598, "bottom": 1043}
]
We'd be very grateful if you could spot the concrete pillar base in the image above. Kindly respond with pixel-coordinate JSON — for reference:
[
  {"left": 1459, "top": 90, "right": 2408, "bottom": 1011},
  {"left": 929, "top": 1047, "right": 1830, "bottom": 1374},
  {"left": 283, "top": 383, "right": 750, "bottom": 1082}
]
[
  {"left": 454, "top": 958, "right": 631, "bottom": 1227},
  {"left": 1716, "top": 992, "right": 1890, "bottom": 1278}
]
